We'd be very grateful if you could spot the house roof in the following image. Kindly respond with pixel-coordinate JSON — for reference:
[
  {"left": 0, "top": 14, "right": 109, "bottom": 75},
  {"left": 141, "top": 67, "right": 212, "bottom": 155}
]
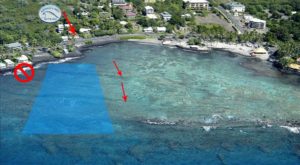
[
  {"left": 17, "top": 55, "right": 28, "bottom": 61},
  {"left": 120, "top": 21, "right": 128, "bottom": 25},
  {"left": 126, "top": 11, "right": 136, "bottom": 17},
  {"left": 249, "top": 17, "right": 266, "bottom": 23},
  {"left": 161, "top": 12, "right": 171, "bottom": 17},
  {"left": 79, "top": 28, "right": 91, "bottom": 32},
  {"left": 4, "top": 59, "right": 14, "bottom": 64},
  {"left": 145, "top": 6, "right": 154, "bottom": 10},
  {"left": 157, "top": 27, "right": 166, "bottom": 31},
  {"left": 144, "top": 27, "right": 153, "bottom": 31}
]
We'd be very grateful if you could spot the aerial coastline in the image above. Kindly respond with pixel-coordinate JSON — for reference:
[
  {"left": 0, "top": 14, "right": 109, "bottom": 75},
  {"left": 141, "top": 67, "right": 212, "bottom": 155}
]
[{"left": 0, "top": 36, "right": 270, "bottom": 74}]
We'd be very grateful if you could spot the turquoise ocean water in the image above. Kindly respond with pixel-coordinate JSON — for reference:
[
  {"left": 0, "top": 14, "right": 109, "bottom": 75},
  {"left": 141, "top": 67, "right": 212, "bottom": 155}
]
[{"left": 1, "top": 42, "right": 300, "bottom": 164}]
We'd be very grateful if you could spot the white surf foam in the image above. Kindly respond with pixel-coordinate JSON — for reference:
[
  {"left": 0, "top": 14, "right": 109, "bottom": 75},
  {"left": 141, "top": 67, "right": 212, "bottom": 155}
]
[
  {"left": 202, "top": 126, "right": 217, "bottom": 132},
  {"left": 280, "top": 126, "right": 300, "bottom": 134}
]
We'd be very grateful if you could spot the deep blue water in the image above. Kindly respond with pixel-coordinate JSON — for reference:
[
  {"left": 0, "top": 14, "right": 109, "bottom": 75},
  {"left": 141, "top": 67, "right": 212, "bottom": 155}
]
[{"left": 1, "top": 42, "right": 300, "bottom": 164}]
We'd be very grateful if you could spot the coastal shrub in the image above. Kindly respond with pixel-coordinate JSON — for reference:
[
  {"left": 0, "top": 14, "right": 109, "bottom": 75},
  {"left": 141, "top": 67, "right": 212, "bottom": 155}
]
[
  {"left": 179, "top": 34, "right": 185, "bottom": 39},
  {"left": 67, "top": 45, "right": 75, "bottom": 52},
  {"left": 85, "top": 40, "right": 93, "bottom": 45},
  {"left": 279, "top": 57, "right": 295, "bottom": 66},
  {"left": 158, "top": 35, "right": 165, "bottom": 40},
  {"left": 51, "top": 50, "right": 62, "bottom": 58}
]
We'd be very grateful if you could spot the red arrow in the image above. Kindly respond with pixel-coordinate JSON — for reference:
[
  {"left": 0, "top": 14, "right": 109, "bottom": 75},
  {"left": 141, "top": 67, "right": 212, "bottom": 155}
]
[
  {"left": 62, "top": 11, "right": 76, "bottom": 36},
  {"left": 113, "top": 60, "right": 122, "bottom": 76},
  {"left": 121, "top": 82, "right": 128, "bottom": 102}
]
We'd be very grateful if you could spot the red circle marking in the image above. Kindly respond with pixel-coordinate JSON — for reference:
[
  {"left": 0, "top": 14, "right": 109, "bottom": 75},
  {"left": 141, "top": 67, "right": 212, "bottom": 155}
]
[{"left": 14, "top": 63, "right": 35, "bottom": 83}]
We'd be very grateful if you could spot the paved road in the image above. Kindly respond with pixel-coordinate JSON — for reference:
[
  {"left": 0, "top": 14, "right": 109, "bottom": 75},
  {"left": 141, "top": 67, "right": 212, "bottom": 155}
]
[{"left": 216, "top": 6, "right": 245, "bottom": 34}]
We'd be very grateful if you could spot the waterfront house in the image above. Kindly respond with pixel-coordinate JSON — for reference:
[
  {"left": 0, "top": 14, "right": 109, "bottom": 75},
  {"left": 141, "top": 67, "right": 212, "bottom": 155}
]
[
  {"left": 156, "top": 27, "right": 167, "bottom": 32},
  {"left": 226, "top": 2, "right": 245, "bottom": 13},
  {"left": 112, "top": 0, "right": 126, "bottom": 6},
  {"left": 251, "top": 47, "right": 269, "bottom": 60},
  {"left": 183, "top": 0, "right": 209, "bottom": 10},
  {"left": 5, "top": 42, "right": 22, "bottom": 50},
  {"left": 17, "top": 55, "right": 29, "bottom": 63},
  {"left": 145, "top": 6, "right": 154, "bottom": 15},
  {"left": 0, "top": 62, "right": 6, "bottom": 70},
  {"left": 144, "top": 27, "right": 153, "bottom": 33},
  {"left": 4, "top": 59, "right": 15, "bottom": 68},
  {"left": 161, "top": 12, "right": 172, "bottom": 21}
]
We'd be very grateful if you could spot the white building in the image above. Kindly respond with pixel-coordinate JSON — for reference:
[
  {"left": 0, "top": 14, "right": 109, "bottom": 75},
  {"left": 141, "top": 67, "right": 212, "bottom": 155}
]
[
  {"left": 0, "top": 63, "right": 6, "bottom": 69},
  {"left": 145, "top": 6, "right": 154, "bottom": 15},
  {"left": 161, "top": 12, "right": 172, "bottom": 21},
  {"left": 57, "top": 24, "right": 64, "bottom": 33},
  {"left": 79, "top": 28, "right": 91, "bottom": 33},
  {"left": 61, "top": 36, "right": 68, "bottom": 42},
  {"left": 183, "top": 0, "right": 209, "bottom": 10},
  {"left": 143, "top": 27, "right": 153, "bottom": 33},
  {"left": 17, "top": 55, "right": 29, "bottom": 63},
  {"left": 4, "top": 59, "right": 15, "bottom": 68},
  {"left": 156, "top": 27, "right": 166, "bottom": 32},
  {"left": 120, "top": 21, "right": 128, "bottom": 25}
]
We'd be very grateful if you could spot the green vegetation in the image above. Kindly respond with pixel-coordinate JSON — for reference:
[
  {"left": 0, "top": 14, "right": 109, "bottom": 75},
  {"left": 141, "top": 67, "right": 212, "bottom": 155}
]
[
  {"left": 192, "top": 24, "right": 263, "bottom": 43},
  {"left": 0, "top": 0, "right": 71, "bottom": 47},
  {"left": 51, "top": 50, "right": 62, "bottom": 58},
  {"left": 119, "top": 35, "right": 146, "bottom": 40},
  {"left": 84, "top": 40, "right": 93, "bottom": 45}
]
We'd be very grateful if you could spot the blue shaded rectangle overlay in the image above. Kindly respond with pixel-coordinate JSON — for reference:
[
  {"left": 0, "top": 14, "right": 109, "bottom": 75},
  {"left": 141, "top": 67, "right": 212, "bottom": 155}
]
[{"left": 23, "top": 64, "right": 113, "bottom": 134}]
